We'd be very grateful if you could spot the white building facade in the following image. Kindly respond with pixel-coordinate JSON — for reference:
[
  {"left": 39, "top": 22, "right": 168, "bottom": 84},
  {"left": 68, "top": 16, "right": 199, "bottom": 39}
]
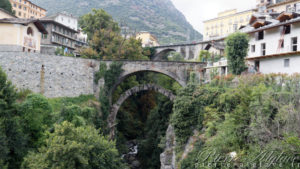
[
  {"left": 245, "top": 13, "right": 300, "bottom": 74},
  {"left": 48, "top": 12, "right": 78, "bottom": 31}
]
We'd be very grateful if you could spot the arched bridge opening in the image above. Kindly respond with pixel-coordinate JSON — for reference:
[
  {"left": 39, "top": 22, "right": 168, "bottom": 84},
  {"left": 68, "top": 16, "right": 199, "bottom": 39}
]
[
  {"left": 153, "top": 48, "right": 177, "bottom": 61},
  {"left": 108, "top": 84, "right": 176, "bottom": 139}
]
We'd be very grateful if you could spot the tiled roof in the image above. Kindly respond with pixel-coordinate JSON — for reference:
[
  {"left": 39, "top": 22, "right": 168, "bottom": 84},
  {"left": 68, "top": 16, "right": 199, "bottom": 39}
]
[{"left": 0, "top": 18, "right": 47, "bottom": 34}]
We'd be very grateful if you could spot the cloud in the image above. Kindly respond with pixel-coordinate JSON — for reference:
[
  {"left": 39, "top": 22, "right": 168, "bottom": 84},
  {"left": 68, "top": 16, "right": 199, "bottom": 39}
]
[{"left": 171, "top": 0, "right": 257, "bottom": 33}]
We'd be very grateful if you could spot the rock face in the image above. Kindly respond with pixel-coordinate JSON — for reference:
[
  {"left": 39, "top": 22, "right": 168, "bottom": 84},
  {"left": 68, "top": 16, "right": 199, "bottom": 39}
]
[{"left": 160, "top": 125, "right": 176, "bottom": 169}]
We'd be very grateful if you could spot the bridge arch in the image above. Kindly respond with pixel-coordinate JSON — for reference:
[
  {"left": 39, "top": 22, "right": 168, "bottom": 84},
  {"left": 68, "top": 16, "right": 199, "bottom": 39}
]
[
  {"left": 153, "top": 48, "right": 177, "bottom": 60},
  {"left": 108, "top": 84, "right": 176, "bottom": 139},
  {"left": 109, "top": 66, "right": 187, "bottom": 105}
]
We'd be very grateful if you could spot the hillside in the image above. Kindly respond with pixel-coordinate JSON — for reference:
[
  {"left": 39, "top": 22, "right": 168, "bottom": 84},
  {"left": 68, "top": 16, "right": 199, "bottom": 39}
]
[{"left": 31, "top": 0, "right": 202, "bottom": 45}]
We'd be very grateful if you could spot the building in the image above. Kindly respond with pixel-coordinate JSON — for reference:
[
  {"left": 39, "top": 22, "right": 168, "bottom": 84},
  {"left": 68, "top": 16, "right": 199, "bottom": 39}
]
[
  {"left": 9, "top": 0, "right": 46, "bottom": 19},
  {"left": 45, "top": 12, "right": 78, "bottom": 31},
  {"left": 242, "top": 12, "right": 300, "bottom": 74},
  {"left": 136, "top": 31, "right": 160, "bottom": 47},
  {"left": 0, "top": 18, "right": 47, "bottom": 52},
  {"left": 257, "top": 0, "right": 300, "bottom": 13},
  {"left": 0, "top": 8, "right": 16, "bottom": 19},
  {"left": 40, "top": 17, "right": 78, "bottom": 54},
  {"left": 203, "top": 9, "right": 257, "bottom": 40}
]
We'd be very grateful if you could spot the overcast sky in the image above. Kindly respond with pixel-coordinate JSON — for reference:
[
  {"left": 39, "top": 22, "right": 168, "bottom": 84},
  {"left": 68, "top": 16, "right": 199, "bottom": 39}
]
[{"left": 171, "top": 0, "right": 257, "bottom": 33}]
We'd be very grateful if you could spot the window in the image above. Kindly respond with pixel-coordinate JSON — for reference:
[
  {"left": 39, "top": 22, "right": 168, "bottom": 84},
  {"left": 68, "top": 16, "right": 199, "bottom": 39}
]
[
  {"left": 281, "top": 40, "right": 284, "bottom": 48},
  {"left": 251, "top": 45, "right": 256, "bottom": 52},
  {"left": 284, "top": 25, "right": 291, "bottom": 34},
  {"left": 24, "top": 7, "right": 26, "bottom": 11},
  {"left": 292, "top": 37, "right": 297, "bottom": 51},
  {"left": 18, "top": 12, "right": 21, "bottom": 16},
  {"left": 255, "top": 61, "right": 260, "bottom": 72},
  {"left": 27, "top": 27, "right": 33, "bottom": 36},
  {"left": 19, "top": 5, "right": 21, "bottom": 9},
  {"left": 261, "top": 43, "right": 266, "bottom": 56},
  {"left": 14, "top": 4, "right": 16, "bottom": 7},
  {"left": 258, "top": 31, "right": 264, "bottom": 40},
  {"left": 284, "top": 59, "right": 290, "bottom": 67}
]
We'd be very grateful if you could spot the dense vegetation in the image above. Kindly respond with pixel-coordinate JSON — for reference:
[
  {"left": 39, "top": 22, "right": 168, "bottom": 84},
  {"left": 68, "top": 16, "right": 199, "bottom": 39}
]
[
  {"left": 171, "top": 74, "right": 300, "bottom": 168},
  {"left": 31, "top": 0, "right": 202, "bottom": 44},
  {"left": 0, "top": 66, "right": 124, "bottom": 168}
]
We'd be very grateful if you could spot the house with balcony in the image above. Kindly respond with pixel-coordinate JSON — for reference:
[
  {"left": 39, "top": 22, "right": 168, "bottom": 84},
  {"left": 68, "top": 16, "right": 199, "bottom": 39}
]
[
  {"left": 39, "top": 17, "right": 78, "bottom": 54},
  {"left": 241, "top": 12, "right": 300, "bottom": 74}
]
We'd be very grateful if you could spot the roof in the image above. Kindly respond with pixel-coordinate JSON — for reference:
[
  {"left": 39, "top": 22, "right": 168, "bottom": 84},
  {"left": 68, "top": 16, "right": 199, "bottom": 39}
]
[
  {"left": 44, "top": 12, "right": 78, "bottom": 20},
  {"left": 39, "top": 18, "right": 78, "bottom": 33},
  {"left": 0, "top": 18, "right": 47, "bottom": 34},
  {"left": 240, "top": 12, "right": 300, "bottom": 34},
  {"left": 0, "top": 8, "right": 17, "bottom": 18},
  {"left": 247, "top": 51, "right": 300, "bottom": 60}
]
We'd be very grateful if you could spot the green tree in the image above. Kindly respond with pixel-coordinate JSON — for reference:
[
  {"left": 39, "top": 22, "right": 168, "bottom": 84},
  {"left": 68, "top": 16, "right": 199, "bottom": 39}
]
[
  {"left": 198, "top": 50, "right": 211, "bottom": 62},
  {"left": 18, "top": 94, "right": 53, "bottom": 149},
  {"left": 0, "top": 0, "right": 14, "bottom": 14},
  {"left": 0, "top": 67, "right": 27, "bottom": 169},
  {"left": 22, "top": 121, "right": 126, "bottom": 169},
  {"left": 79, "top": 9, "right": 120, "bottom": 40},
  {"left": 225, "top": 32, "right": 249, "bottom": 75},
  {"left": 79, "top": 9, "right": 146, "bottom": 60}
]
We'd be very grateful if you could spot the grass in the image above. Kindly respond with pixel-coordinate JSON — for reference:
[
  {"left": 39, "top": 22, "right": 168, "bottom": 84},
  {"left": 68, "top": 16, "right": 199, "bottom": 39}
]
[{"left": 47, "top": 95, "right": 97, "bottom": 112}]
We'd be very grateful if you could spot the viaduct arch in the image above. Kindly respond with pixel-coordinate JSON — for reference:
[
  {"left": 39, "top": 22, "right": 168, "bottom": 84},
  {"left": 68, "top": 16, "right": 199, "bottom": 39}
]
[
  {"left": 102, "top": 60, "right": 206, "bottom": 105},
  {"left": 108, "top": 84, "right": 176, "bottom": 139}
]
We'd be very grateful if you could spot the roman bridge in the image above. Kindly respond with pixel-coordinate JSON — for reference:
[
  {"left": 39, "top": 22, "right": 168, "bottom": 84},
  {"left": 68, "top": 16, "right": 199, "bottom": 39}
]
[
  {"left": 99, "top": 60, "right": 206, "bottom": 138},
  {"left": 108, "top": 84, "right": 176, "bottom": 138},
  {"left": 152, "top": 39, "right": 226, "bottom": 61},
  {"left": 0, "top": 52, "right": 206, "bottom": 140}
]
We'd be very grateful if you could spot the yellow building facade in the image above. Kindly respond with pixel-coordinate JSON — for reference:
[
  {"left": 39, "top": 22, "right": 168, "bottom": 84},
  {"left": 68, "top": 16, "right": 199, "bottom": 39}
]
[
  {"left": 136, "top": 32, "right": 160, "bottom": 47},
  {"left": 203, "top": 9, "right": 256, "bottom": 40},
  {"left": 9, "top": 0, "right": 46, "bottom": 19},
  {"left": 0, "top": 19, "right": 47, "bottom": 52}
]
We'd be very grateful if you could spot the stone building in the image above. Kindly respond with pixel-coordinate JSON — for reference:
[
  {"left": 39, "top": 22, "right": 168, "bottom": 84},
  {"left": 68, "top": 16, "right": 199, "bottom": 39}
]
[
  {"left": 0, "top": 18, "right": 47, "bottom": 52},
  {"left": 9, "top": 0, "right": 46, "bottom": 19}
]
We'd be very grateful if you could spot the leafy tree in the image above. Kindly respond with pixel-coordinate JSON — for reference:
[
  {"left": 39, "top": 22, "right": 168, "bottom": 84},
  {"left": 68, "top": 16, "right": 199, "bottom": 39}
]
[
  {"left": 22, "top": 121, "right": 126, "bottom": 169},
  {"left": 198, "top": 50, "right": 211, "bottom": 62},
  {"left": 225, "top": 32, "right": 249, "bottom": 75},
  {"left": 79, "top": 9, "right": 146, "bottom": 60},
  {"left": 79, "top": 9, "right": 120, "bottom": 40},
  {"left": 18, "top": 94, "right": 53, "bottom": 149},
  {"left": 0, "top": 67, "right": 27, "bottom": 169},
  {"left": 168, "top": 52, "right": 184, "bottom": 61},
  {"left": 0, "top": 0, "right": 14, "bottom": 14}
]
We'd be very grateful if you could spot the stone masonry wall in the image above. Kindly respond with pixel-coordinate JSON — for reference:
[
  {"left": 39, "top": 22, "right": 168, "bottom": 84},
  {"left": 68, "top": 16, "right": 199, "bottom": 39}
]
[{"left": 0, "top": 52, "right": 100, "bottom": 98}]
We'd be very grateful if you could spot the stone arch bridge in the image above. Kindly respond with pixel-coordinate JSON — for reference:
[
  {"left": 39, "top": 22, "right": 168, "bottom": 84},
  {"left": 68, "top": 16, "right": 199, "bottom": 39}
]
[
  {"left": 108, "top": 84, "right": 176, "bottom": 138},
  {"left": 99, "top": 60, "right": 206, "bottom": 138},
  {"left": 153, "top": 40, "right": 225, "bottom": 61}
]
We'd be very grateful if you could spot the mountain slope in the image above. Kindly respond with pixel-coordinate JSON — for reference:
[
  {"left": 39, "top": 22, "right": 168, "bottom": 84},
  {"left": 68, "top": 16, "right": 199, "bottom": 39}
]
[{"left": 32, "top": 0, "right": 202, "bottom": 45}]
